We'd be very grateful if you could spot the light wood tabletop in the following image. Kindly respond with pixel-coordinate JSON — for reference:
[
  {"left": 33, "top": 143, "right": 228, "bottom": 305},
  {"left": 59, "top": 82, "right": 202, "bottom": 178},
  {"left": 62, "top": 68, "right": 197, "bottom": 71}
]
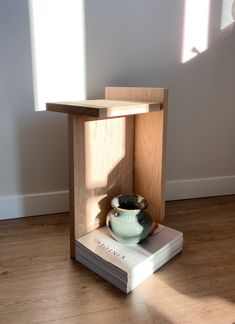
[{"left": 46, "top": 99, "right": 162, "bottom": 118}]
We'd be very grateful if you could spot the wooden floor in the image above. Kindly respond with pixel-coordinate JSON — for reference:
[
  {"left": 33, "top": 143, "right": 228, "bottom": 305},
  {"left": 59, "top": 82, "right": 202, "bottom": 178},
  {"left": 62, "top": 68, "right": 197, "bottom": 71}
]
[{"left": 0, "top": 196, "right": 235, "bottom": 324}]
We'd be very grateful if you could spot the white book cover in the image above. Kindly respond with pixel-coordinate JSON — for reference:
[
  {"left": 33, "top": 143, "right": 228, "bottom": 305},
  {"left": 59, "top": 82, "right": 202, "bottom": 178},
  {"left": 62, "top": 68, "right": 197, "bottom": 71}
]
[{"left": 76, "top": 225, "right": 183, "bottom": 278}]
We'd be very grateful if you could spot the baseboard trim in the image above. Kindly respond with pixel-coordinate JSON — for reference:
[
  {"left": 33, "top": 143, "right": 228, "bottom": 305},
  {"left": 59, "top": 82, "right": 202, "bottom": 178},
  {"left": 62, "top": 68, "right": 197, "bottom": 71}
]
[
  {"left": 0, "top": 190, "right": 69, "bottom": 220},
  {"left": 1, "top": 176, "right": 235, "bottom": 220},
  {"left": 166, "top": 175, "right": 235, "bottom": 201}
]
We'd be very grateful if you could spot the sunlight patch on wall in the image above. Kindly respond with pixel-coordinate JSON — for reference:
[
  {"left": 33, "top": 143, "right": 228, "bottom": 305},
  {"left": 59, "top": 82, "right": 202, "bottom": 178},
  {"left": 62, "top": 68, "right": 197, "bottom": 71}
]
[
  {"left": 28, "top": 0, "right": 86, "bottom": 111},
  {"left": 181, "top": 0, "right": 211, "bottom": 63},
  {"left": 221, "top": 0, "right": 235, "bottom": 30}
]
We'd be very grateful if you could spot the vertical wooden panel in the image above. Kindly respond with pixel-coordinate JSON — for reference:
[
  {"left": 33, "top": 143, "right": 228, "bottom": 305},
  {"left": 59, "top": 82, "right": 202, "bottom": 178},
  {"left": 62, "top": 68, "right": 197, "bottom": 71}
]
[
  {"left": 105, "top": 87, "right": 166, "bottom": 104},
  {"left": 106, "top": 87, "right": 168, "bottom": 223},
  {"left": 68, "top": 115, "right": 75, "bottom": 257},
  {"left": 134, "top": 109, "right": 167, "bottom": 223},
  {"left": 68, "top": 114, "right": 134, "bottom": 257}
]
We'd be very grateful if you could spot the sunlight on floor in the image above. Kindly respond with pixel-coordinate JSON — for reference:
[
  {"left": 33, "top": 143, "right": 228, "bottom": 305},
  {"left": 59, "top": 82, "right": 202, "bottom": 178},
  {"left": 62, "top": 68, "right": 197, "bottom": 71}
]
[
  {"left": 181, "top": 0, "right": 211, "bottom": 63},
  {"left": 148, "top": 292, "right": 235, "bottom": 323},
  {"left": 28, "top": 0, "right": 86, "bottom": 111}
]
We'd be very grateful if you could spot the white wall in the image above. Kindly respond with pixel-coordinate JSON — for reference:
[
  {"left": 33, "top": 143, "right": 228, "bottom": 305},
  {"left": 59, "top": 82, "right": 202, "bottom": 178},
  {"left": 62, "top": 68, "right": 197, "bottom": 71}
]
[
  {"left": 0, "top": 0, "right": 69, "bottom": 219},
  {"left": 84, "top": 0, "right": 235, "bottom": 200},
  {"left": 0, "top": 0, "right": 235, "bottom": 219}
]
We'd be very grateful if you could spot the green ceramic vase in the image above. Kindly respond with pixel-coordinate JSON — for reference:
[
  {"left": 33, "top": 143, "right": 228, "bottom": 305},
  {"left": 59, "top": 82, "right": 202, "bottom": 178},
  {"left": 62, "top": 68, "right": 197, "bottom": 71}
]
[{"left": 106, "top": 194, "right": 153, "bottom": 244}]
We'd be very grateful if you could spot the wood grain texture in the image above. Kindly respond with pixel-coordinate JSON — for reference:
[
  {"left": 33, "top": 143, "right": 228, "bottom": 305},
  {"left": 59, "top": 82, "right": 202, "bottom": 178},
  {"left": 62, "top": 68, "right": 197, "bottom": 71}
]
[
  {"left": 54, "top": 304, "right": 155, "bottom": 324},
  {"left": 105, "top": 87, "right": 167, "bottom": 105},
  {"left": 68, "top": 114, "right": 134, "bottom": 257},
  {"left": 47, "top": 99, "right": 161, "bottom": 118},
  {"left": 0, "top": 195, "right": 235, "bottom": 324},
  {"left": 106, "top": 87, "right": 168, "bottom": 223},
  {"left": 134, "top": 106, "right": 167, "bottom": 223}
]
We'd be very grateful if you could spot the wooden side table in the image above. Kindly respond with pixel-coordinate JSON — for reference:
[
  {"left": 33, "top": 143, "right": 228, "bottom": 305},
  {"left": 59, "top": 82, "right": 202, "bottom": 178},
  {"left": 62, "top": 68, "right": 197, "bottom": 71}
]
[{"left": 47, "top": 87, "right": 168, "bottom": 257}]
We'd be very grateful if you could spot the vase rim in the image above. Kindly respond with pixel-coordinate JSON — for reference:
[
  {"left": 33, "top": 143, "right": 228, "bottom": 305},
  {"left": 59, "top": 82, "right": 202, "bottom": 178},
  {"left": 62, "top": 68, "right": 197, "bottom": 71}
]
[{"left": 111, "top": 194, "right": 148, "bottom": 211}]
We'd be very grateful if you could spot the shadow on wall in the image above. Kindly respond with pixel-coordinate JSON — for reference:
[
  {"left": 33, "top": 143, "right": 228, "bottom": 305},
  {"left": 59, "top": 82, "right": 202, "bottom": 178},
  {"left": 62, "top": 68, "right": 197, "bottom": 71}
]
[
  {"left": 1, "top": 0, "right": 235, "bottom": 219},
  {"left": 167, "top": 3, "right": 235, "bottom": 179},
  {"left": 84, "top": 0, "right": 235, "bottom": 95},
  {"left": 167, "top": 1, "right": 235, "bottom": 180},
  {"left": 15, "top": 111, "right": 69, "bottom": 217},
  {"left": 84, "top": 0, "right": 235, "bottom": 182}
]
